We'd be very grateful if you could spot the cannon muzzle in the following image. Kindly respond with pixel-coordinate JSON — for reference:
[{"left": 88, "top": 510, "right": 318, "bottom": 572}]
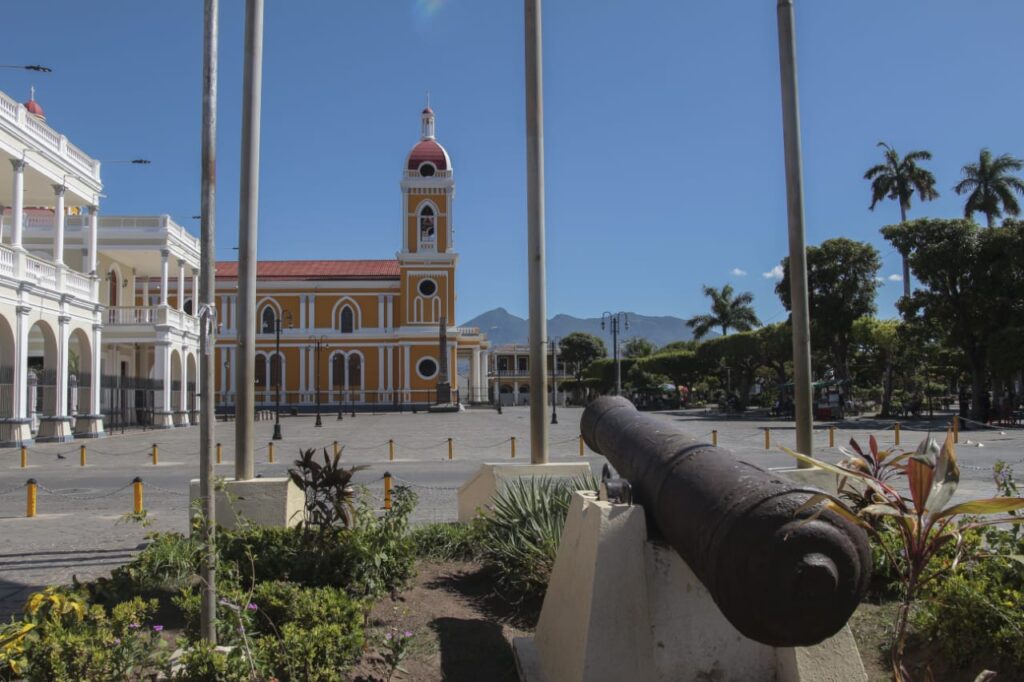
[{"left": 581, "top": 396, "right": 870, "bottom": 647}]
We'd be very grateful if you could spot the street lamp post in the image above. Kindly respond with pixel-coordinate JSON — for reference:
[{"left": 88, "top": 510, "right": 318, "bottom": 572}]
[
  {"left": 308, "top": 336, "right": 327, "bottom": 427},
  {"left": 271, "top": 311, "right": 293, "bottom": 440},
  {"left": 601, "top": 312, "right": 629, "bottom": 396},
  {"left": 550, "top": 338, "right": 559, "bottom": 425}
]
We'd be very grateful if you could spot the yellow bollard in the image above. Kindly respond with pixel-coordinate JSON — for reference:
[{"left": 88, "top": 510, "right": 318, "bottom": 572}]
[
  {"left": 20, "top": 445, "right": 27, "bottom": 468},
  {"left": 26, "top": 479, "right": 37, "bottom": 518},
  {"left": 389, "top": 439, "right": 395, "bottom": 461},
  {"left": 448, "top": 437, "right": 453, "bottom": 460},
  {"left": 579, "top": 434, "right": 585, "bottom": 457},
  {"left": 712, "top": 430, "right": 718, "bottom": 447},
  {"left": 268, "top": 442, "right": 274, "bottom": 463},
  {"left": 383, "top": 472, "right": 392, "bottom": 511},
  {"left": 216, "top": 442, "right": 222, "bottom": 464},
  {"left": 829, "top": 426, "right": 835, "bottom": 448},
  {"left": 764, "top": 428, "right": 771, "bottom": 450},
  {"left": 333, "top": 440, "right": 339, "bottom": 457},
  {"left": 133, "top": 477, "right": 143, "bottom": 514},
  {"left": 953, "top": 415, "right": 959, "bottom": 444},
  {"left": 511, "top": 436, "right": 516, "bottom": 459},
  {"left": 151, "top": 443, "right": 158, "bottom": 466},
  {"left": 894, "top": 422, "right": 901, "bottom": 446},
  {"left": 80, "top": 444, "right": 86, "bottom": 467}
]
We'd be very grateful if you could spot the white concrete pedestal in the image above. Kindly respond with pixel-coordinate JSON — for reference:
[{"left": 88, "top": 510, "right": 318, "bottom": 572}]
[
  {"left": 173, "top": 411, "right": 190, "bottom": 427},
  {"left": 0, "top": 418, "right": 34, "bottom": 447},
  {"left": 188, "top": 477, "right": 304, "bottom": 530},
  {"left": 36, "top": 416, "right": 74, "bottom": 443},
  {"left": 457, "top": 462, "right": 592, "bottom": 522},
  {"left": 513, "top": 491, "right": 866, "bottom": 682},
  {"left": 152, "top": 411, "right": 175, "bottom": 429},
  {"left": 73, "top": 415, "right": 105, "bottom": 439}
]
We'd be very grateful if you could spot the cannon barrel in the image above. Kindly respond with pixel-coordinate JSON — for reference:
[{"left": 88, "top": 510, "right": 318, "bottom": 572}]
[{"left": 581, "top": 397, "right": 871, "bottom": 647}]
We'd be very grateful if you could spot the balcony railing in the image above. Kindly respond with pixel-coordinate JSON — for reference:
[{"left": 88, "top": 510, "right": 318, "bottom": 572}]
[
  {"left": 107, "top": 305, "right": 199, "bottom": 334},
  {"left": 65, "top": 270, "right": 92, "bottom": 297},
  {"left": 457, "top": 326, "right": 481, "bottom": 336},
  {"left": 0, "top": 90, "right": 101, "bottom": 181},
  {"left": 491, "top": 368, "right": 572, "bottom": 378}
]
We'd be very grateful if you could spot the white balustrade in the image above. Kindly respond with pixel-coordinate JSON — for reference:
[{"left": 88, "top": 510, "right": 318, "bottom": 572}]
[
  {"left": 0, "top": 245, "right": 13, "bottom": 277},
  {"left": 23, "top": 256, "right": 56, "bottom": 288},
  {"left": 65, "top": 270, "right": 92, "bottom": 297},
  {"left": 0, "top": 90, "right": 100, "bottom": 180}
]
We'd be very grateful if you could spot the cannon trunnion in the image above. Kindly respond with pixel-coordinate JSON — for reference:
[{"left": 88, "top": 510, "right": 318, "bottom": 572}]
[{"left": 581, "top": 397, "right": 871, "bottom": 648}]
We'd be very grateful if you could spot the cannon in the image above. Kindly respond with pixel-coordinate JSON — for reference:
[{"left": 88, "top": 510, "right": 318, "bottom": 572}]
[{"left": 581, "top": 396, "right": 871, "bottom": 648}]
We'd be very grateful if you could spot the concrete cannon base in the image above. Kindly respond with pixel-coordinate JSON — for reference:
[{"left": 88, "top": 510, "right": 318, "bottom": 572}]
[
  {"left": 457, "top": 462, "right": 592, "bottom": 522},
  {"left": 513, "top": 491, "right": 866, "bottom": 682},
  {"left": 189, "top": 477, "right": 304, "bottom": 530}
]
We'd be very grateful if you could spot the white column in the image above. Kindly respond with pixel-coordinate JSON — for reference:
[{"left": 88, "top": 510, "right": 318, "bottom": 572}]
[
  {"left": 308, "top": 295, "right": 315, "bottom": 329},
  {"left": 177, "top": 259, "right": 186, "bottom": 311},
  {"left": 10, "top": 160, "right": 25, "bottom": 250},
  {"left": 298, "top": 345, "right": 306, "bottom": 398},
  {"left": 52, "top": 185, "right": 66, "bottom": 265},
  {"left": 86, "top": 205, "right": 99, "bottom": 274},
  {"left": 299, "top": 294, "right": 306, "bottom": 329},
  {"left": 14, "top": 306, "right": 31, "bottom": 419},
  {"left": 90, "top": 325, "right": 102, "bottom": 415},
  {"left": 378, "top": 295, "right": 385, "bottom": 329},
  {"left": 56, "top": 316, "right": 70, "bottom": 416},
  {"left": 220, "top": 348, "right": 227, "bottom": 400},
  {"left": 143, "top": 279, "right": 150, "bottom": 307},
  {"left": 386, "top": 296, "right": 394, "bottom": 328},
  {"left": 230, "top": 295, "right": 237, "bottom": 331},
  {"left": 179, "top": 348, "right": 189, "bottom": 413},
  {"left": 191, "top": 268, "right": 199, "bottom": 313},
  {"left": 403, "top": 345, "right": 411, "bottom": 399},
  {"left": 471, "top": 348, "right": 481, "bottom": 401},
  {"left": 159, "top": 250, "right": 170, "bottom": 306},
  {"left": 157, "top": 343, "right": 171, "bottom": 412},
  {"left": 386, "top": 344, "right": 394, "bottom": 394}
]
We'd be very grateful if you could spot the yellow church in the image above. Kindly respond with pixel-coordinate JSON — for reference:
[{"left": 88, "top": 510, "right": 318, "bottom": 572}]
[{"left": 212, "top": 107, "right": 490, "bottom": 412}]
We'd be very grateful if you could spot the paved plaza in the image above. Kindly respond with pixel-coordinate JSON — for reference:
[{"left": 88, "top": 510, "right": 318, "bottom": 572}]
[{"left": 1, "top": 406, "right": 1021, "bottom": 618}]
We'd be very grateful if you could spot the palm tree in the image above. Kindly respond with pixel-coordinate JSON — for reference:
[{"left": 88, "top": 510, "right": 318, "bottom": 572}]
[
  {"left": 686, "top": 284, "right": 760, "bottom": 341},
  {"left": 953, "top": 148, "right": 1024, "bottom": 228},
  {"left": 864, "top": 142, "right": 939, "bottom": 298}
]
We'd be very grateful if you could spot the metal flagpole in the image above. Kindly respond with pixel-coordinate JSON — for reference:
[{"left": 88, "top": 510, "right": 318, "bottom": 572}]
[
  {"left": 776, "top": 0, "right": 813, "bottom": 460},
  {"left": 235, "top": 0, "right": 264, "bottom": 480},
  {"left": 524, "top": 0, "right": 549, "bottom": 464},
  {"left": 199, "top": 0, "right": 218, "bottom": 643}
]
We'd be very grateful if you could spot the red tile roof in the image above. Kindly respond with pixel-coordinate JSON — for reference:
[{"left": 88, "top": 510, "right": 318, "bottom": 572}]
[{"left": 216, "top": 260, "right": 400, "bottom": 281}]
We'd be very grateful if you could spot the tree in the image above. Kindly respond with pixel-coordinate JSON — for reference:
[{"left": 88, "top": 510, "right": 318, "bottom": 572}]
[
  {"left": 695, "top": 331, "right": 762, "bottom": 410},
  {"left": 753, "top": 322, "right": 792, "bottom": 387},
  {"left": 642, "top": 349, "right": 700, "bottom": 407},
  {"left": 953, "top": 148, "right": 1024, "bottom": 228},
  {"left": 622, "top": 337, "right": 655, "bottom": 358},
  {"left": 881, "top": 218, "right": 1024, "bottom": 421},
  {"left": 658, "top": 340, "right": 697, "bottom": 353},
  {"left": 685, "top": 284, "right": 760, "bottom": 341},
  {"left": 776, "top": 238, "right": 881, "bottom": 383},
  {"left": 851, "top": 317, "right": 899, "bottom": 417},
  {"left": 559, "top": 332, "right": 606, "bottom": 400},
  {"left": 864, "top": 142, "right": 939, "bottom": 297}
]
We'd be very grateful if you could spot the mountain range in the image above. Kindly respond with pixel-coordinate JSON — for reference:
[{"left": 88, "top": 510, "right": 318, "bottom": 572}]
[{"left": 460, "top": 308, "right": 694, "bottom": 348}]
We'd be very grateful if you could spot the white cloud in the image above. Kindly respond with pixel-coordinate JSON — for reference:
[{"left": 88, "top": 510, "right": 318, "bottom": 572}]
[
  {"left": 731, "top": 267, "right": 748, "bottom": 277},
  {"left": 888, "top": 274, "right": 903, "bottom": 282},
  {"left": 762, "top": 265, "right": 784, "bottom": 281},
  {"left": 875, "top": 276, "right": 885, "bottom": 283}
]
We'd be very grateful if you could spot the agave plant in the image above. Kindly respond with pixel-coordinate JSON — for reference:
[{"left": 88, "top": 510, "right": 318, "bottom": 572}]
[
  {"left": 288, "top": 447, "right": 365, "bottom": 534},
  {"left": 784, "top": 432, "right": 1024, "bottom": 681}
]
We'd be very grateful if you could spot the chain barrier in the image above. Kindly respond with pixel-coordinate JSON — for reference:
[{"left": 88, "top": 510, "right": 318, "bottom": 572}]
[
  {"left": 35, "top": 482, "right": 133, "bottom": 501},
  {"left": 145, "top": 482, "right": 190, "bottom": 496},
  {"left": 0, "top": 482, "right": 26, "bottom": 496},
  {"left": 390, "top": 475, "right": 460, "bottom": 492}
]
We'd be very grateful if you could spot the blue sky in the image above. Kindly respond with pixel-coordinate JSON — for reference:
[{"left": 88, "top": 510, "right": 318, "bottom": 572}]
[{"left": 4, "top": 1, "right": 1022, "bottom": 326}]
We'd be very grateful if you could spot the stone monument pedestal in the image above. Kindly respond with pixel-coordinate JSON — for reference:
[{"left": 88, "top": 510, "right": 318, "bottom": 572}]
[
  {"left": 457, "top": 462, "right": 592, "bottom": 522},
  {"left": 513, "top": 491, "right": 866, "bottom": 682},
  {"left": 189, "top": 477, "right": 304, "bottom": 530},
  {"left": 36, "top": 416, "right": 74, "bottom": 443},
  {"left": 73, "top": 414, "right": 105, "bottom": 439}
]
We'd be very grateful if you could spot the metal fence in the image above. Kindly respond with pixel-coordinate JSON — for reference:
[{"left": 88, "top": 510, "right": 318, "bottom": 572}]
[
  {"left": 215, "top": 388, "right": 464, "bottom": 419},
  {"left": 100, "top": 375, "right": 161, "bottom": 433}
]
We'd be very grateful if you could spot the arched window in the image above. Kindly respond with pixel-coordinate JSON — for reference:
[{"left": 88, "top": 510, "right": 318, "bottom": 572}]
[
  {"left": 261, "top": 306, "right": 276, "bottom": 333},
  {"left": 270, "top": 353, "right": 282, "bottom": 389},
  {"left": 348, "top": 354, "right": 362, "bottom": 388},
  {"left": 419, "top": 205, "right": 435, "bottom": 245},
  {"left": 255, "top": 355, "right": 266, "bottom": 388},
  {"left": 339, "top": 306, "right": 354, "bottom": 333},
  {"left": 331, "top": 354, "right": 346, "bottom": 390}
]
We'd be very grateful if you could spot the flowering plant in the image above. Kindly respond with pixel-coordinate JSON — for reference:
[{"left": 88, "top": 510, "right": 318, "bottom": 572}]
[{"left": 380, "top": 626, "right": 414, "bottom": 681}]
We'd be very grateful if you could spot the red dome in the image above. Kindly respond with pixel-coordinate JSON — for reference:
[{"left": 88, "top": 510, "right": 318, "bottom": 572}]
[
  {"left": 407, "top": 139, "right": 450, "bottom": 171},
  {"left": 422, "top": 106, "right": 433, "bottom": 115},
  {"left": 24, "top": 98, "right": 44, "bottom": 118}
]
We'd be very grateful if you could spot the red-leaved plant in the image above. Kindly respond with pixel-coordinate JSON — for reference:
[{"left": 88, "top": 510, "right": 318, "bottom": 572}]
[{"left": 784, "top": 431, "right": 1024, "bottom": 681}]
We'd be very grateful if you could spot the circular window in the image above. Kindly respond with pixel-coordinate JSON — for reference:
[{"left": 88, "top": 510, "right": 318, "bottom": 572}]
[
  {"left": 418, "top": 279, "right": 437, "bottom": 296},
  {"left": 419, "top": 163, "right": 436, "bottom": 177},
  {"left": 417, "top": 357, "right": 438, "bottom": 380}
]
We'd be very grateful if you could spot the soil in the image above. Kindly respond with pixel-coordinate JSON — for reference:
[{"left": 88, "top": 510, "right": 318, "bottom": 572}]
[{"left": 351, "top": 560, "right": 538, "bottom": 682}]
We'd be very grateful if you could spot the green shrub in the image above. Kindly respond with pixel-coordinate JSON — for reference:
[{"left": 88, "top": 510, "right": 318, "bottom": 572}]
[
  {"left": 83, "top": 532, "right": 200, "bottom": 605},
  {"left": 257, "top": 621, "right": 362, "bottom": 682},
  {"left": 410, "top": 522, "right": 480, "bottom": 561},
  {"left": 475, "top": 475, "right": 597, "bottom": 601},
  {"left": 168, "top": 640, "right": 254, "bottom": 682},
  {"left": 251, "top": 582, "right": 365, "bottom": 635}
]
